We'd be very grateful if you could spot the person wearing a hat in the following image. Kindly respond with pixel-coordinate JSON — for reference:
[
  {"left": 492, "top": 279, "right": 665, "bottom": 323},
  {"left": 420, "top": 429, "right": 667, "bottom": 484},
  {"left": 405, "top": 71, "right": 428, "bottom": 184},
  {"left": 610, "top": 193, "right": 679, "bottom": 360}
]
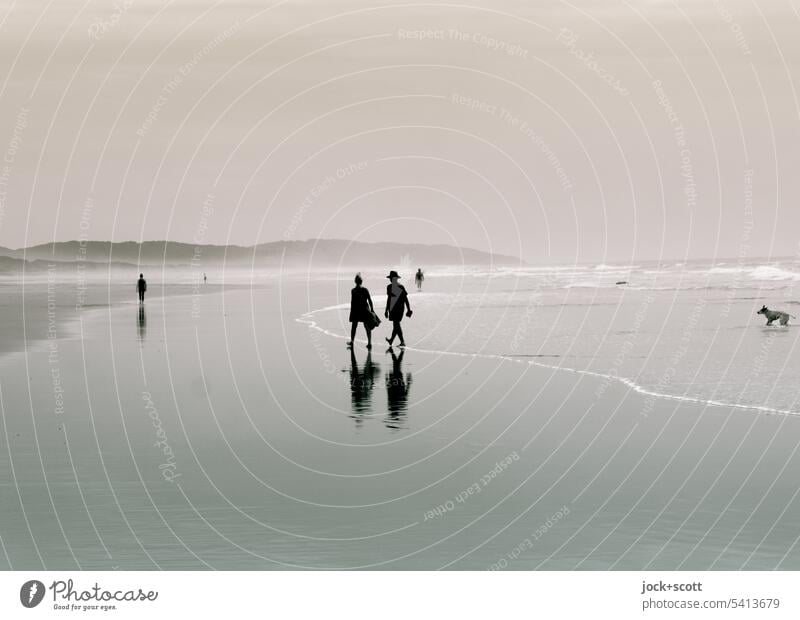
[{"left": 384, "top": 270, "right": 412, "bottom": 347}]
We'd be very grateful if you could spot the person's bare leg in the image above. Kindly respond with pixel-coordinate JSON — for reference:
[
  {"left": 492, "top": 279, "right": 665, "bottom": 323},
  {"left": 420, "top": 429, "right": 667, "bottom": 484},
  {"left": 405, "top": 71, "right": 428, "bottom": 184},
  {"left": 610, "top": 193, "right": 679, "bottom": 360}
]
[
  {"left": 396, "top": 322, "right": 405, "bottom": 346},
  {"left": 348, "top": 322, "right": 357, "bottom": 346},
  {"left": 366, "top": 327, "right": 372, "bottom": 349}
]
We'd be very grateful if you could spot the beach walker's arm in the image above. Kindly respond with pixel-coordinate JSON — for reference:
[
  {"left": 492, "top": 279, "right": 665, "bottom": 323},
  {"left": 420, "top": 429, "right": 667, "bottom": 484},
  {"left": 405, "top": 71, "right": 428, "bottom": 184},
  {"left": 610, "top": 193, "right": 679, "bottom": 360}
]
[
  {"left": 367, "top": 291, "right": 374, "bottom": 312},
  {"left": 384, "top": 287, "right": 391, "bottom": 316}
]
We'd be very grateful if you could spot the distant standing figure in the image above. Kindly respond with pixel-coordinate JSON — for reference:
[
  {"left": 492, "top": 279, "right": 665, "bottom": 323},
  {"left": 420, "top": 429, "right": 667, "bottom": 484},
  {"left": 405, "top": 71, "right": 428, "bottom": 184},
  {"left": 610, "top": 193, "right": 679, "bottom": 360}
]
[
  {"left": 384, "top": 270, "right": 412, "bottom": 347},
  {"left": 204, "top": 273, "right": 207, "bottom": 285},
  {"left": 348, "top": 273, "right": 376, "bottom": 349},
  {"left": 415, "top": 268, "right": 424, "bottom": 290},
  {"left": 137, "top": 273, "right": 147, "bottom": 304}
]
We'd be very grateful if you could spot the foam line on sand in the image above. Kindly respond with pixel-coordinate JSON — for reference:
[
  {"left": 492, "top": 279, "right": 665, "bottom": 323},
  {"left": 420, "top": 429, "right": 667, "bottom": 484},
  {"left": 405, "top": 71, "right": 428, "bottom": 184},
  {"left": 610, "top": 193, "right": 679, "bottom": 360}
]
[{"left": 296, "top": 304, "right": 799, "bottom": 418}]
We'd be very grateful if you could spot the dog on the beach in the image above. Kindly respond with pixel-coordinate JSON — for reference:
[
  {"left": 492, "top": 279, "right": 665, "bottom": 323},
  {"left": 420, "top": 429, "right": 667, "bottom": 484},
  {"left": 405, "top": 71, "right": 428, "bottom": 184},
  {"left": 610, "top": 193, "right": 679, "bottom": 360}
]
[{"left": 757, "top": 305, "right": 795, "bottom": 326}]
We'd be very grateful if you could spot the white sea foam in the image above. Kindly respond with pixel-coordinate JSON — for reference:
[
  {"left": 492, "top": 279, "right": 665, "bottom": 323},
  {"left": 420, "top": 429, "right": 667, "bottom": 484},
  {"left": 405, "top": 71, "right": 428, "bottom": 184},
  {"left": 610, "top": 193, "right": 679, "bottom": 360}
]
[
  {"left": 298, "top": 258, "right": 800, "bottom": 417},
  {"left": 704, "top": 265, "right": 800, "bottom": 280}
]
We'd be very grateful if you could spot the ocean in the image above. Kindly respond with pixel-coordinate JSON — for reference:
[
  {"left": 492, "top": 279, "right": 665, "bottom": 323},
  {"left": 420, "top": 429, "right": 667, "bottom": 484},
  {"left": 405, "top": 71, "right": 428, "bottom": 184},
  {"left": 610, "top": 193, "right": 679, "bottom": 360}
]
[
  {"left": 1, "top": 258, "right": 800, "bottom": 570},
  {"left": 305, "top": 258, "right": 800, "bottom": 416}
]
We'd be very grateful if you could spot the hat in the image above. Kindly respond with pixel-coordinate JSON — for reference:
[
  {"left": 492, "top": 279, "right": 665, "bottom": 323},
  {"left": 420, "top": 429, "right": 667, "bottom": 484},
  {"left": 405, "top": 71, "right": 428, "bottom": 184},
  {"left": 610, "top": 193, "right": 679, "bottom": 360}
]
[{"left": 386, "top": 270, "right": 400, "bottom": 279}]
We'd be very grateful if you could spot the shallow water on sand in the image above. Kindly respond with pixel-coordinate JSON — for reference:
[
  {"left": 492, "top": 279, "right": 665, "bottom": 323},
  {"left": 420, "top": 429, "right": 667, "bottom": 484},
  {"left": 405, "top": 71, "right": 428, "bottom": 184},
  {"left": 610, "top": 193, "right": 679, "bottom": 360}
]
[
  {"left": 1, "top": 267, "right": 800, "bottom": 569},
  {"left": 311, "top": 260, "right": 800, "bottom": 415}
]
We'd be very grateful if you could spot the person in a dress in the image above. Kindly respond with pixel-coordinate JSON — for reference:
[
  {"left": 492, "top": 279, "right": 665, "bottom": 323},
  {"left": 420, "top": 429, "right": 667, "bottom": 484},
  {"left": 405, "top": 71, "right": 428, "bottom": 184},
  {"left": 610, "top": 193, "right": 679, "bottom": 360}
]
[{"left": 347, "top": 273, "right": 375, "bottom": 349}]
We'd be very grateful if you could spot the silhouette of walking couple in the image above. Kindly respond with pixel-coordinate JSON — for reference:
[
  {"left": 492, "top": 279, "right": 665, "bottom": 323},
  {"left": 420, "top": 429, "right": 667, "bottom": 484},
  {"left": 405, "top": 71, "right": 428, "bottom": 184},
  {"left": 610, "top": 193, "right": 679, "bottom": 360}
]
[{"left": 347, "top": 270, "right": 413, "bottom": 349}]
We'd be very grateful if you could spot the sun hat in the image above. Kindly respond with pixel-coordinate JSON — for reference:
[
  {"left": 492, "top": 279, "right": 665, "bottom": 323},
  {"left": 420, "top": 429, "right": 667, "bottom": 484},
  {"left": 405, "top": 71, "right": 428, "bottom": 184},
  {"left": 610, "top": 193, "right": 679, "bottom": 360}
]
[{"left": 386, "top": 270, "right": 400, "bottom": 279}]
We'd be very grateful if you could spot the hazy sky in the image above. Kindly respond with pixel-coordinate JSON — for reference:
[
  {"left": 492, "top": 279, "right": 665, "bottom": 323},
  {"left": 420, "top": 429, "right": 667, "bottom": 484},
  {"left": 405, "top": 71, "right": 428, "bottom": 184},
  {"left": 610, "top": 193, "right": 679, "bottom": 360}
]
[{"left": 1, "top": 0, "right": 799, "bottom": 263}]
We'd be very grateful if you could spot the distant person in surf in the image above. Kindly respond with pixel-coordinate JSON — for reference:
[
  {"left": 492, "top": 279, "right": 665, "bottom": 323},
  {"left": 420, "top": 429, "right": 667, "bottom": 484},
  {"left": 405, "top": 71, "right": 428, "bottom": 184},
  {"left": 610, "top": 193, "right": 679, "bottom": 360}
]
[
  {"left": 415, "top": 268, "right": 424, "bottom": 290},
  {"left": 384, "top": 270, "right": 412, "bottom": 347},
  {"left": 137, "top": 273, "right": 147, "bottom": 304},
  {"left": 204, "top": 273, "right": 207, "bottom": 285},
  {"left": 347, "top": 273, "right": 378, "bottom": 349}
]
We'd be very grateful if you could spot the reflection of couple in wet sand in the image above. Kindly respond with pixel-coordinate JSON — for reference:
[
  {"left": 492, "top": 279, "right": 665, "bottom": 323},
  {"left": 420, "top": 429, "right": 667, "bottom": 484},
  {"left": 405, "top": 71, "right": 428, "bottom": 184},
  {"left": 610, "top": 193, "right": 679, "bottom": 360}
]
[
  {"left": 349, "top": 347, "right": 380, "bottom": 414},
  {"left": 348, "top": 346, "right": 412, "bottom": 428},
  {"left": 347, "top": 270, "right": 412, "bottom": 350},
  {"left": 384, "top": 348, "right": 412, "bottom": 429},
  {"left": 346, "top": 270, "right": 414, "bottom": 427}
]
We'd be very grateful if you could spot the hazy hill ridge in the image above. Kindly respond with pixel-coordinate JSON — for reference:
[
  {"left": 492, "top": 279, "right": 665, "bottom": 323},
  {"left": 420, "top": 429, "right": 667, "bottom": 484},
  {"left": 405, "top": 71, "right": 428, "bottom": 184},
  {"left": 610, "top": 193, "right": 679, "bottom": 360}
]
[{"left": 0, "top": 239, "right": 522, "bottom": 270}]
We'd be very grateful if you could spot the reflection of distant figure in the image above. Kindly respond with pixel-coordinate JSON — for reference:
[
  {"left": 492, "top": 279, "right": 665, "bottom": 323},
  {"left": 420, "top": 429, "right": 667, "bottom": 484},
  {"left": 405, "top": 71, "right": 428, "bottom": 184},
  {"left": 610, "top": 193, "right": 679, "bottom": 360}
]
[
  {"left": 348, "top": 273, "right": 376, "bottom": 349},
  {"left": 415, "top": 268, "right": 424, "bottom": 290},
  {"left": 384, "top": 270, "right": 412, "bottom": 347},
  {"left": 137, "top": 306, "right": 146, "bottom": 341},
  {"left": 136, "top": 273, "right": 147, "bottom": 304},
  {"left": 385, "top": 348, "right": 412, "bottom": 429},
  {"left": 349, "top": 348, "right": 380, "bottom": 418}
]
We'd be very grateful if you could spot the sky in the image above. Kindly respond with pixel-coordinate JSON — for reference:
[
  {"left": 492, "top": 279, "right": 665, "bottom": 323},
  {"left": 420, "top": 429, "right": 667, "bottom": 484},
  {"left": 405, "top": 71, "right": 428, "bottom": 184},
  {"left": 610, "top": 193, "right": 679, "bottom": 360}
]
[{"left": 0, "top": 0, "right": 799, "bottom": 263}]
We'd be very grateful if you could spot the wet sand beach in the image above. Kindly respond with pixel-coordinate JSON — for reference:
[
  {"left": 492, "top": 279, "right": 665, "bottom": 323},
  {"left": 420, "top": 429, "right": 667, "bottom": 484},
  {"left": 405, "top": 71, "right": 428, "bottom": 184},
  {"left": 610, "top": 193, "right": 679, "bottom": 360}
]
[{"left": 1, "top": 272, "right": 800, "bottom": 569}]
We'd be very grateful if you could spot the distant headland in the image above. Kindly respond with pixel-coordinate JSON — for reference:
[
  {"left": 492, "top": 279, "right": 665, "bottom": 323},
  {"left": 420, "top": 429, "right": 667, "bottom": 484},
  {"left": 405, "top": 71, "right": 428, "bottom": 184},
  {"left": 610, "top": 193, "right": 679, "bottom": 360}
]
[{"left": 0, "top": 239, "right": 523, "bottom": 271}]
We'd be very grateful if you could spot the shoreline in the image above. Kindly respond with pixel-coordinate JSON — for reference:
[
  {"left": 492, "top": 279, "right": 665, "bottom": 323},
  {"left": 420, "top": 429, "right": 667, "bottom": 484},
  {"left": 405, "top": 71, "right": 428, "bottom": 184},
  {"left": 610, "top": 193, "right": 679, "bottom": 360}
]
[
  {"left": 297, "top": 303, "right": 800, "bottom": 419},
  {"left": 0, "top": 275, "right": 249, "bottom": 361}
]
